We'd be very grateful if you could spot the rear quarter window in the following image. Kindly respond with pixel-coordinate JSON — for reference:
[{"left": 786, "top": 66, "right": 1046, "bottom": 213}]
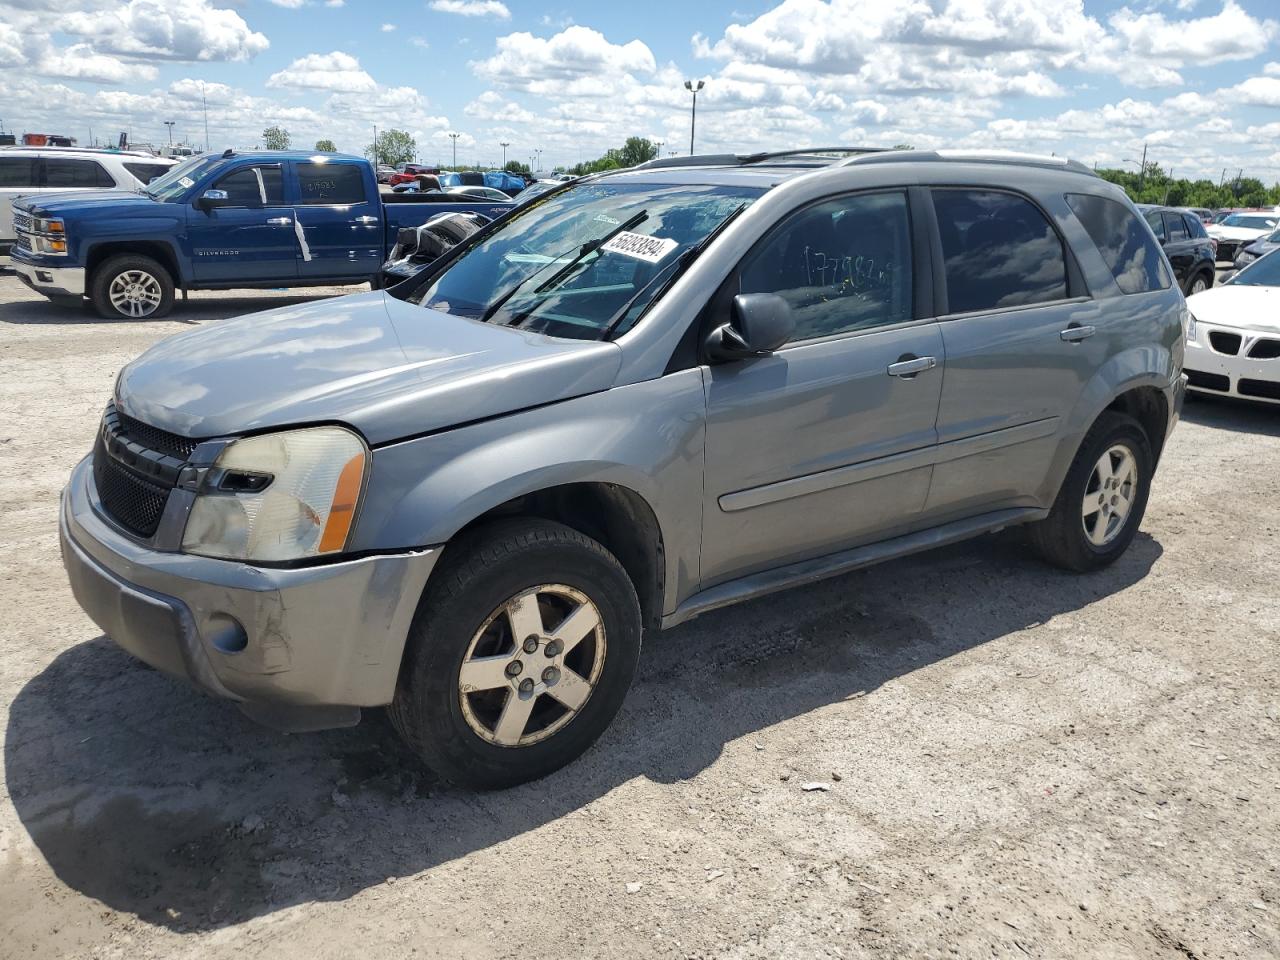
[
  {"left": 1066, "top": 193, "right": 1171, "bottom": 295},
  {"left": 297, "top": 163, "right": 365, "bottom": 205},
  {"left": 42, "top": 158, "right": 115, "bottom": 188},
  {"left": 0, "top": 157, "right": 37, "bottom": 188},
  {"left": 123, "top": 162, "right": 173, "bottom": 185}
]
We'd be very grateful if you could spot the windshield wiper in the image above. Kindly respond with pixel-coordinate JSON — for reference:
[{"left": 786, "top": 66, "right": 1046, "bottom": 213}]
[
  {"left": 477, "top": 209, "right": 648, "bottom": 326},
  {"left": 600, "top": 202, "right": 749, "bottom": 339}
]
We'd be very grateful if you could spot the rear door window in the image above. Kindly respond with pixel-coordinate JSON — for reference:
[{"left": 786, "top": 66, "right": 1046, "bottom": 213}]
[
  {"left": 931, "top": 189, "right": 1068, "bottom": 314},
  {"left": 41, "top": 158, "right": 115, "bottom": 188},
  {"left": 123, "top": 162, "right": 173, "bottom": 185},
  {"left": 297, "top": 163, "right": 366, "bottom": 205},
  {"left": 0, "top": 157, "right": 37, "bottom": 188},
  {"left": 1143, "top": 210, "right": 1166, "bottom": 242},
  {"left": 1184, "top": 214, "right": 1208, "bottom": 238},
  {"left": 1066, "top": 193, "right": 1171, "bottom": 294},
  {"left": 1164, "top": 214, "right": 1188, "bottom": 242},
  {"left": 214, "top": 165, "right": 284, "bottom": 206}
]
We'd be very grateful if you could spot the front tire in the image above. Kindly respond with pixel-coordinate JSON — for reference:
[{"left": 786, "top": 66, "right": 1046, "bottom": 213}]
[
  {"left": 1027, "top": 411, "right": 1153, "bottom": 572},
  {"left": 90, "top": 254, "right": 174, "bottom": 320},
  {"left": 390, "top": 519, "right": 642, "bottom": 789}
]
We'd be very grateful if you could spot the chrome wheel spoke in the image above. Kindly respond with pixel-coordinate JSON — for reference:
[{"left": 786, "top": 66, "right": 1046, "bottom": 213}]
[
  {"left": 549, "top": 602, "right": 600, "bottom": 657},
  {"left": 505, "top": 592, "right": 544, "bottom": 644},
  {"left": 1082, "top": 490, "right": 1104, "bottom": 518},
  {"left": 459, "top": 654, "right": 515, "bottom": 693},
  {"left": 1081, "top": 443, "right": 1138, "bottom": 547},
  {"left": 547, "top": 667, "right": 592, "bottom": 711},
  {"left": 492, "top": 689, "right": 537, "bottom": 746}
]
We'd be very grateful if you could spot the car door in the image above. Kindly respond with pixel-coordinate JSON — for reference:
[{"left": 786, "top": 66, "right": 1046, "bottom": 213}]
[
  {"left": 187, "top": 162, "right": 299, "bottom": 283},
  {"left": 923, "top": 188, "right": 1103, "bottom": 519},
  {"left": 1161, "top": 211, "right": 1193, "bottom": 286},
  {"left": 699, "top": 189, "right": 946, "bottom": 588},
  {"left": 0, "top": 156, "right": 39, "bottom": 247},
  {"left": 292, "top": 160, "right": 382, "bottom": 280}
]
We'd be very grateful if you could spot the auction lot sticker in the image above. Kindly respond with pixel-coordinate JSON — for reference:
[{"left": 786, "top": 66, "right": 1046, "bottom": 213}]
[{"left": 601, "top": 232, "right": 679, "bottom": 263}]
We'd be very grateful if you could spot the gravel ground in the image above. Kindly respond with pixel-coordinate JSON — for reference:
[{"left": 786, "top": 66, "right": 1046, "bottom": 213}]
[{"left": 0, "top": 271, "right": 1277, "bottom": 960}]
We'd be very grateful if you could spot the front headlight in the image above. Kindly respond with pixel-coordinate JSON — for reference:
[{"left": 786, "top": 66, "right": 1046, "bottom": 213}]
[
  {"left": 1237, "top": 250, "right": 1257, "bottom": 265},
  {"left": 1185, "top": 310, "right": 1198, "bottom": 344},
  {"left": 182, "top": 426, "right": 368, "bottom": 562},
  {"left": 28, "top": 217, "right": 67, "bottom": 255}
]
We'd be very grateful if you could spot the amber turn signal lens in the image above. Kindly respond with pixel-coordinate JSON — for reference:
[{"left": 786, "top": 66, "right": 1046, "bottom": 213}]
[{"left": 317, "top": 451, "right": 366, "bottom": 553}]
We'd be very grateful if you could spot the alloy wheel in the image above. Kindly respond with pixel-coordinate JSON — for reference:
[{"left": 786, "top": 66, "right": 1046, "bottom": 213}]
[
  {"left": 1081, "top": 443, "right": 1138, "bottom": 547},
  {"left": 458, "top": 584, "right": 606, "bottom": 747},
  {"left": 108, "top": 270, "right": 163, "bottom": 318}
]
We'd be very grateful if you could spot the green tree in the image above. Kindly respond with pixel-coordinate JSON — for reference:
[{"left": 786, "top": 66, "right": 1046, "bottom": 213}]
[
  {"left": 504, "top": 159, "right": 530, "bottom": 174},
  {"left": 616, "top": 136, "right": 658, "bottom": 167},
  {"left": 367, "top": 129, "right": 415, "bottom": 167},
  {"left": 261, "top": 125, "right": 291, "bottom": 150},
  {"left": 314, "top": 138, "right": 337, "bottom": 152}
]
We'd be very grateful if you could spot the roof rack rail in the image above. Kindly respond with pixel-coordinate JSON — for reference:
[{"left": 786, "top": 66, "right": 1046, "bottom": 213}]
[
  {"left": 841, "top": 149, "right": 1096, "bottom": 177},
  {"left": 635, "top": 146, "right": 892, "bottom": 170}
]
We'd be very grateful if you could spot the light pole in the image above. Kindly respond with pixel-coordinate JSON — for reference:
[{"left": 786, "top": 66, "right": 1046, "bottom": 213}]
[
  {"left": 448, "top": 132, "right": 460, "bottom": 168},
  {"left": 500, "top": 141, "right": 510, "bottom": 169},
  {"left": 200, "top": 82, "right": 209, "bottom": 152},
  {"left": 534, "top": 147, "right": 543, "bottom": 172},
  {"left": 684, "top": 79, "right": 705, "bottom": 155},
  {"left": 654, "top": 140, "right": 663, "bottom": 162},
  {"left": 163, "top": 120, "right": 175, "bottom": 146}
]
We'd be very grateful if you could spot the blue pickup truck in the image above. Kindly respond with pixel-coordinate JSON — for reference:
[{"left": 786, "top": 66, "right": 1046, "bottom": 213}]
[{"left": 10, "top": 150, "right": 513, "bottom": 319}]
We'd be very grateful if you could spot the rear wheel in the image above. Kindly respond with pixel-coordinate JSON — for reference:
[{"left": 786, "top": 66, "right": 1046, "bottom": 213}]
[
  {"left": 1186, "top": 271, "right": 1211, "bottom": 296},
  {"left": 1027, "top": 411, "right": 1153, "bottom": 572},
  {"left": 90, "top": 254, "right": 174, "bottom": 320},
  {"left": 390, "top": 519, "right": 642, "bottom": 789}
]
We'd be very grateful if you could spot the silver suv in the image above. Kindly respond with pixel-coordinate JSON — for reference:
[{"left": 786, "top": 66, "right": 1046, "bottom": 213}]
[{"left": 60, "top": 149, "right": 1186, "bottom": 788}]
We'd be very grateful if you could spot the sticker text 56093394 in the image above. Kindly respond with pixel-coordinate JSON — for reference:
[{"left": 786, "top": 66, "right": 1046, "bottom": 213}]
[{"left": 600, "top": 231, "right": 679, "bottom": 264}]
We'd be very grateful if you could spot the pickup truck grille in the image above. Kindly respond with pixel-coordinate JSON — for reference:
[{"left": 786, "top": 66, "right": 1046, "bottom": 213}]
[
  {"left": 12, "top": 212, "right": 32, "bottom": 235},
  {"left": 92, "top": 404, "right": 199, "bottom": 537}
]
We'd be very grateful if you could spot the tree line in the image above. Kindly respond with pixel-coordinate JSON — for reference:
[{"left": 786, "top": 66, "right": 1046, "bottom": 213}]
[{"left": 1096, "top": 163, "right": 1280, "bottom": 209}]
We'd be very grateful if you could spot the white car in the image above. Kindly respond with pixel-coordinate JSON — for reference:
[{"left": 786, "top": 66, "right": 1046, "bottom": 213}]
[
  {"left": 1185, "top": 250, "right": 1280, "bottom": 404},
  {"left": 1206, "top": 212, "right": 1279, "bottom": 264},
  {"left": 0, "top": 148, "right": 176, "bottom": 259}
]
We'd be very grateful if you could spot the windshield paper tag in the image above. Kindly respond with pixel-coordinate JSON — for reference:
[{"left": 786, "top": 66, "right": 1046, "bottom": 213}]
[
  {"left": 601, "top": 232, "right": 678, "bottom": 263},
  {"left": 178, "top": 176, "right": 195, "bottom": 188}
]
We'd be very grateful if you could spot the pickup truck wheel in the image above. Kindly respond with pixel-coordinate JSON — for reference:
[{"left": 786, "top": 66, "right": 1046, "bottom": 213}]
[
  {"left": 389, "top": 518, "right": 642, "bottom": 790},
  {"left": 90, "top": 254, "right": 174, "bottom": 320},
  {"left": 1027, "top": 411, "right": 1153, "bottom": 572}
]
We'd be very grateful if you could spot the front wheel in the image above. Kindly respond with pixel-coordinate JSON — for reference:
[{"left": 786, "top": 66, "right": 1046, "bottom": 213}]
[
  {"left": 389, "top": 519, "right": 642, "bottom": 789},
  {"left": 90, "top": 254, "right": 175, "bottom": 320},
  {"left": 1027, "top": 411, "right": 1153, "bottom": 572}
]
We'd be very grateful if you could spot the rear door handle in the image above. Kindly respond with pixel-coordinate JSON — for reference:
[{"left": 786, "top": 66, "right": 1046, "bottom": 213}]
[
  {"left": 266, "top": 217, "right": 293, "bottom": 226},
  {"left": 1060, "top": 324, "right": 1096, "bottom": 342},
  {"left": 887, "top": 356, "right": 937, "bottom": 378},
  {"left": 354, "top": 215, "right": 378, "bottom": 224}
]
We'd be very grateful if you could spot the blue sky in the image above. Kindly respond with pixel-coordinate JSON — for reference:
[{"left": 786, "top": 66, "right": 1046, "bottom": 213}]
[{"left": 3, "top": 1, "right": 1280, "bottom": 178}]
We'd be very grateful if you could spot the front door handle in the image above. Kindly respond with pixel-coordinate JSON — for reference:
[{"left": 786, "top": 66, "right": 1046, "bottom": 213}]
[
  {"left": 266, "top": 216, "right": 293, "bottom": 226},
  {"left": 1060, "top": 324, "right": 1096, "bottom": 342},
  {"left": 354, "top": 215, "right": 378, "bottom": 224},
  {"left": 887, "top": 355, "right": 937, "bottom": 378}
]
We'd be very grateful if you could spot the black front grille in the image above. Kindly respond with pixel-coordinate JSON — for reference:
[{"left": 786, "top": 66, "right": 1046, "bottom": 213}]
[
  {"left": 93, "top": 433, "right": 172, "bottom": 536},
  {"left": 92, "top": 405, "right": 200, "bottom": 537},
  {"left": 114, "top": 408, "right": 200, "bottom": 461},
  {"left": 1248, "top": 338, "right": 1280, "bottom": 360},
  {"left": 1185, "top": 369, "right": 1229, "bottom": 392},
  {"left": 1209, "top": 331, "right": 1242, "bottom": 355},
  {"left": 1217, "top": 241, "right": 1239, "bottom": 261},
  {"left": 1239, "top": 378, "right": 1280, "bottom": 401}
]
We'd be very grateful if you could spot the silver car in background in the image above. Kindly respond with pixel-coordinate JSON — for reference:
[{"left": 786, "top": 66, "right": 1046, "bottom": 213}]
[{"left": 61, "top": 148, "right": 1186, "bottom": 788}]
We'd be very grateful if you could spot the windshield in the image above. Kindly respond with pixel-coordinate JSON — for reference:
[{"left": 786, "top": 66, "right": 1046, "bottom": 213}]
[
  {"left": 143, "top": 155, "right": 223, "bottom": 201},
  {"left": 1221, "top": 214, "right": 1277, "bottom": 229},
  {"left": 410, "top": 180, "right": 764, "bottom": 340},
  {"left": 1232, "top": 250, "right": 1280, "bottom": 285}
]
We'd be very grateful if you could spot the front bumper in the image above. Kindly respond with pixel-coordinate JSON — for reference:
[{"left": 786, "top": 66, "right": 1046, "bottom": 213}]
[
  {"left": 60, "top": 455, "right": 439, "bottom": 727},
  {"left": 11, "top": 255, "right": 85, "bottom": 298},
  {"left": 1184, "top": 328, "right": 1280, "bottom": 404}
]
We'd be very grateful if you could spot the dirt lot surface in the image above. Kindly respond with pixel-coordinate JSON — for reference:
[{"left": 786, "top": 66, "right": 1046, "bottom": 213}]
[{"left": 0, "top": 271, "right": 1277, "bottom": 960}]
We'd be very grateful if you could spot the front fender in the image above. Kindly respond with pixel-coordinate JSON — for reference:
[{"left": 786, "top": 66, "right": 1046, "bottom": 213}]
[{"left": 351, "top": 370, "right": 708, "bottom": 614}]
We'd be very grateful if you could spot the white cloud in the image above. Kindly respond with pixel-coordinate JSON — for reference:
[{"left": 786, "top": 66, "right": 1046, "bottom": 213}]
[
  {"left": 64, "top": 0, "right": 269, "bottom": 62},
  {"left": 474, "top": 25, "right": 656, "bottom": 94},
  {"left": 1109, "top": 0, "right": 1277, "bottom": 66},
  {"left": 381, "top": 23, "right": 397, "bottom": 32},
  {"left": 429, "top": 0, "right": 511, "bottom": 19},
  {"left": 36, "top": 43, "right": 158, "bottom": 83},
  {"left": 268, "top": 51, "right": 377, "bottom": 94},
  {"left": 1227, "top": 75, "right": 1280, "bottom": 107},
  {"left": 0, "top": 22, "right": 26, "bottom": 67}
]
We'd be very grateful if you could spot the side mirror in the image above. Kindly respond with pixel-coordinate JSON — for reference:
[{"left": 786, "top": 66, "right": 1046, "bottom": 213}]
[
  {"left": 197, "top": 189, "right": 229, "bottom": 210},
  {"left": 704, "top": 293, "right": 796, "bottom": 362}
]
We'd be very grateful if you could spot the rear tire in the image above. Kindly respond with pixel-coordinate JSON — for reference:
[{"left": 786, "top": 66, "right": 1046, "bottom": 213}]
[
  {"left": 390, "top": 519, "right": 642, "bottom": 790},
  {"left": 90, "top": 254, "right": 174, "bottom": 320},
  {"left": 1185, "top": 270, "right": 1212, "bottom": 296},
  {"left": 1027, "top": 412, "right": 1153, "bottom": 572}
]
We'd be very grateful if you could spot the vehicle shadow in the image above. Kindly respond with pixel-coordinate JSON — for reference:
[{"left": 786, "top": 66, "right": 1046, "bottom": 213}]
[
  {"left": 5, "top": 530, "right": 1162, "bottom": 932},
  {"left": 1181, "top": 392, "right": 1280, "bottom": 437}
]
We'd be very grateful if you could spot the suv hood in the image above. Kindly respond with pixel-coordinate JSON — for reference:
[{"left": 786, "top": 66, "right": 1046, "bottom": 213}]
[
  {"left": 116, "top": 291, "right": 623, "bottom": 446},
  {"left": 17, "top": 190, "right": 154, "bottom": 217},
  {"left": 1208, "top": 225, "right": 1274, "bottom": 241}
]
